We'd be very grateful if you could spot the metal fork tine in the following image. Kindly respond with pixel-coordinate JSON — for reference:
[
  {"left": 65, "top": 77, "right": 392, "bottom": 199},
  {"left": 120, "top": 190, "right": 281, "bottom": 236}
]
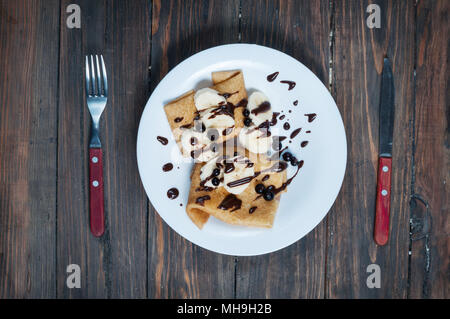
[
  {"left": 90, "top": 55, "right": 97, "bottom": 96},
  {"left": 95, "top": 55, "right": 102, "bottom": 96},
  {"left": 100, "top": 55, "right": 108, "bottom": 97},
  {"left": 85, "top": 56, "right": 91, "bottom": 96}
]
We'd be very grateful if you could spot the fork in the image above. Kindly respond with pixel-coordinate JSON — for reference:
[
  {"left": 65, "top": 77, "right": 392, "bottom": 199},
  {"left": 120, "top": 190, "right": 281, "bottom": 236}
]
[{"left": 85, "top": 54, "right": 108, "bottom": 237}]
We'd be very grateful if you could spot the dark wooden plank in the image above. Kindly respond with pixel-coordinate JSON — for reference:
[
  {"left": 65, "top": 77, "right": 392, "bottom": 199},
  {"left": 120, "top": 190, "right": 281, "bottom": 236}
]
[
  {"left": 327, "top": 0, "right": 414, "bottom": 298},
  {"left": 0, "top": 0, "right": 59, "bottom": 298},
  {"left": 410, "top": 0, "right": 449, "bottom": 299},
  {"left": 148, "top": 0, "right": 239, "bottom": 298},
  {"left": 57, "top": 0, "right": 150, "bottom": 298},
  {"left": 236, "top": 0, "right": 330, "bottom": 298},
  {"left": 58, "top": 0, "right": 108, "bottom": 298},
  {"left": 102, "top": 0, "right": 150, "bottom": 298}
]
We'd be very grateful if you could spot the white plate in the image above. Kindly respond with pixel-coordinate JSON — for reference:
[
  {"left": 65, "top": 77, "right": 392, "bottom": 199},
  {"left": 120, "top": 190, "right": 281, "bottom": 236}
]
[{"left": 137, "top": 44, "right": 346, "bottom": 256}]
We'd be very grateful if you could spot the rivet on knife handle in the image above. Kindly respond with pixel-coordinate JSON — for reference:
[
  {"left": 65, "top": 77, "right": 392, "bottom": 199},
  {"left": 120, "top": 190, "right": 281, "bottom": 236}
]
[
  {"left": 374, "top": 156, "right": 392, "bottom": 245},
  {"left": 89, "top": 148, "right": 105, "bottom": 237}
]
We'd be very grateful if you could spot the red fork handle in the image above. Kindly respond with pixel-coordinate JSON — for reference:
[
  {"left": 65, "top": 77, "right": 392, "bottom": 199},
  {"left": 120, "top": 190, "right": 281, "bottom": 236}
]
[
  {"left": 374, "top": 156, "right": 392, "bottom": 246},
  {"left": 89, "top": 148, "right": 105, "bottom": 237}
]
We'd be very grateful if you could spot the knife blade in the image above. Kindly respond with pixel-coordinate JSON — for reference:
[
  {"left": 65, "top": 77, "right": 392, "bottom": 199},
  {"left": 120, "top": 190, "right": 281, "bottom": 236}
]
[{"left": 374, "top": 57, "right": 395, "bottom": 246}]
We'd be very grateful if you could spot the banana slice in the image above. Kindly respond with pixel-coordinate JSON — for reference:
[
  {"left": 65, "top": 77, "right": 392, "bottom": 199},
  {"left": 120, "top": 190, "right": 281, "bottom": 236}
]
[
  {"left": 247, "top": 91, "right": 273, "bottom": 126},
  {"left": 194, "top": 88, "right": 227, "bottom": 111},
  {"left": 200, "top": 107, "right": 235, "bottom": 129},
  {"left": 180, "top": 129, "right": 206, "bottom": 153},
  {"left": 223, "top": 156, "right": 255, "bottom": 195},
  {"left": 238, "top": 127, "right": 273, "bottom": 154},
  {"left": 200, "top": 156, "right": 223, "bottom": 188}
]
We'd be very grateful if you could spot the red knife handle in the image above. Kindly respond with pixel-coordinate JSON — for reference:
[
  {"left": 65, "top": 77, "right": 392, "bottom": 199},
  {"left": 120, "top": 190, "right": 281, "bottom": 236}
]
[
  {"left": 374, "top": 156, "right": 392, "bottom": 246},
  {"left": 89, "top": 148, "right": 105, "bottom": 237}
]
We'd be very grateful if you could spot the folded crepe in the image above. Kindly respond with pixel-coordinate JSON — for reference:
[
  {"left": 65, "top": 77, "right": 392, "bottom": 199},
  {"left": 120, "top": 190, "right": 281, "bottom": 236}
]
[
  {"left": 186, "top": 148, "right": 287, "bottom": 229},
  {"left": 163, "top": 71, "right": 247, "bottom": 157}
]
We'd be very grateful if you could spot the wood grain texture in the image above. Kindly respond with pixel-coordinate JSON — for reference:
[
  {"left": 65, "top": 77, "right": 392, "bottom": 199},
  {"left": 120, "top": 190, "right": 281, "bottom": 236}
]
[
  {"left": 0, "top": 0, "right": 448, "bottom": 299},
  {"left": 101, "top": 0, "right": 150, "bottom": 299},
  {"left": 410, "top": 0, "right": 449, "bottom": 299},
  {"left": 236, "top": 0, "right": 330, "bottom": 298},
  {"left": 327, "top": 0, "right": 414, "bottom": 298},
  {"left": 58, "top": 0, "right": 107, "bottom": 298},
  {"left": 148, "top": 0, "right": 239, "bottom": 298},
  {"left": 0, "top": 0, "right": 60, "bottom": 298},
  {"left": 57, "top": 0, "right": 150, "bottom": 298}
]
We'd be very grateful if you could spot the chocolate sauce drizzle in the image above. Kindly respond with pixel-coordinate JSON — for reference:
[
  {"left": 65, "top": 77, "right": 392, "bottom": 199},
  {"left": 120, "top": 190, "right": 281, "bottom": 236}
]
[
  {"left": 251, "top": 101, "right": 271, "bottom": 116},
  {"left": 280, "top": 80, "right": 296, "bottom": 90},
  {"left": 174, "top": 117, "right": 183, "bottom": 123},
  {"left": 305, "top": 113, "right": 317, "bottom": 122},
  {"left": 290, "top": 128, "right": 302, "bottom": 139},
  {"left": 266, "top": 71, "right": 279, "bottom": 82},
  {"left": 249, "top": 207, "right": 257, "bottom": 214},
  {"left": 195, "top": 195, "right": 211, "bottom": 206},
  {"left": 157, "top": 136, "right": 168, "bottom": 145},
  {"left": 270, "top": 112, "right": 280, "bottom": 126},
  {"left": 271, "top": 160, "right": 304, "bottom": 196},
  {"left": 218, "top": 194, "right": 242, "bottom": 212},
  {"left": 167, "top": 188, "right": 179, "bottom": 199}
]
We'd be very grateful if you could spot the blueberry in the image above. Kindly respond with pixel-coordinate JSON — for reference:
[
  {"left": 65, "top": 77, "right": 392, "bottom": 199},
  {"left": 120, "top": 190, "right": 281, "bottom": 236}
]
[
  {"left": 282, "top": 152, "right": 292, "bottom": 161},
  {"left": 194, "top": 121, "right": 206, "bottom": 132},
  {"left": 272, "top": 141, "right": 282, "bottom": 151},
  {"left": 243, "top": 109, "right": 250, "bottom": 117},
  {"left": 212, "top": 177, "right": 220, "bottom": 186},
  {"left": 263, "top": 190, "right": 275, "bottom": 201},
  {"left": 207, "top": 129, "right": 219, "bottom": 141},
  {"left": 255, "top": 184, "right": 265, "bottom": 194},
  {"left": 290, "top": 157, "right": 298, "bottom": 166},
  {"left": 244, "top": 118, "right": 252, "bottom": 127},
  {"left": 213, "top": 168, "right": 220, "bottom": 176}
]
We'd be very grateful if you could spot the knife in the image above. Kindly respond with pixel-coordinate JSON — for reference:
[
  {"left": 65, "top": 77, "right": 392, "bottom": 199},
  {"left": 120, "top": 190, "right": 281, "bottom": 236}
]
[{"left": 374, "top": 57, "right": 395, "bottom": 246}]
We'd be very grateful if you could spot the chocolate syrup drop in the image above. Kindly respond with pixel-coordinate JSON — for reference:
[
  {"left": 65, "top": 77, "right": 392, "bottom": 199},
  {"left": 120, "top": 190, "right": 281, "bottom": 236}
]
[
  {"left": 218, "top": 194, "right": 242, "bottom": 212},
  {"left": 270, "top": 112, "right": 280, "bottom": 126},
  {"left": 251, "top": 101, "right": 271, "bottom": 116},
  {"left": 262, "top": 175, "right": 270, "bottom": 182},
  {"left": 195, "top": 195, "right": 211, "bottom": 206},
  {"left": 225, "top": 163, "right": 235, "bottom": 174},
  {"left": 306, "top": 130, "right": 311, "bottom": 133},
  {"left": 174, "top": 117, "right": 183, "bottom": 123},
  {"left": 290, "top": 128, "right": 302, "bottom": 139},
  {"left": 301, "top": 141, "right": 309, "bottom": 148},
  {"left": 279, "top": 114, "right": 286, "bottom": 120},
  {"left": 267, "top": 71, "right": 279, "bottom": 82},
  {"left": 280, "top": 80, "right": 296, "bottom": 90},
  {"left": 305, "top": 113, "right": 317, "bottom": 122},
  {"left": 157, "top": 136, "right": 168, "bottom": 145},
  {"left": 162, "top": 163, "right": 173, "bottom": 172},
  {"left": 167, "top": 188, "right": 179, "bottom": 199},
  {"left": 249, "top": 207, "right": 257, "bottom": 214},
  {"left": 283, "top": 122, "right": 291, "bottom": 130},
  {"left": 293, "top": 100, "right": 298, "bottom": 106}
]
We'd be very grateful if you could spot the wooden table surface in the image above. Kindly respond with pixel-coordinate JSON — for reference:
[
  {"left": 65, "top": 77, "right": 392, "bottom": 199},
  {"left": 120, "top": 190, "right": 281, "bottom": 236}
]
[{"left": 0, "top": 0, "right": 448, "bottom": 299}]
